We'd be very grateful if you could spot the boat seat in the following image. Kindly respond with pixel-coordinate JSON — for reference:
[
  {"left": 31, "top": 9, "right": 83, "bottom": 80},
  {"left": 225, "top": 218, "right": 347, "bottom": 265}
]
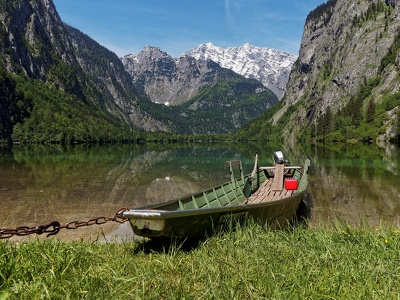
[{"left": 272, "top": 164, "right": 284, "bottom": 191}]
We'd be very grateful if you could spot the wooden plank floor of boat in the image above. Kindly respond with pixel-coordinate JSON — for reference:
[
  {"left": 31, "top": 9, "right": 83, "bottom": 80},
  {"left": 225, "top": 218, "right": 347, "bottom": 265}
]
[{"left": 245, "top": 177, "right": 293, "bottom": 204}]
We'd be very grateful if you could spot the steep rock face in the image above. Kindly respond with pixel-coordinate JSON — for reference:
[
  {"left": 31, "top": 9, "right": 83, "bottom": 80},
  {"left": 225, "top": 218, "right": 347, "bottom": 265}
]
[
  {"left": 184, "top": 43, "right": 297, "bottom": 99},
  {"left": 0, "top": 0, "right": 170, "bottom": 132},
  {"left": 1, "top": 0, "right": 61, "bottom": 78},
  {"left": 276, "top": 0, "right": 400, "bottom": 141},
  {"left": 122, "top": 47, "right": 218, "bottom": 105}
]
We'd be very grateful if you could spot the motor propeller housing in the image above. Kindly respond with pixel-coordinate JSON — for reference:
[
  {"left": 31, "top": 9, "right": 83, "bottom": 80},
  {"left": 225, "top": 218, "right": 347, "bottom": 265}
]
[{"left": 274, "top": 151, "right": 289, "bottom": 165}]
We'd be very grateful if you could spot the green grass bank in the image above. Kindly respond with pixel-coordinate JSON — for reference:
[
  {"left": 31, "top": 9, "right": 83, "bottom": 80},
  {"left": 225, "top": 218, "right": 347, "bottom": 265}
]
[{"left": 1, "top": 222, "right": 399, "bottom": 299}]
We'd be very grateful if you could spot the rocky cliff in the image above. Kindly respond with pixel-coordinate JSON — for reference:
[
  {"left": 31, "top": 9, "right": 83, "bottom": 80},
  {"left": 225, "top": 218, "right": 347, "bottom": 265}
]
[
  {"left": 273, "top": 0, "right": 400, "bottom": 142},
  {"left": 122, "top": 46, "right": 222, "bottom": 106}
]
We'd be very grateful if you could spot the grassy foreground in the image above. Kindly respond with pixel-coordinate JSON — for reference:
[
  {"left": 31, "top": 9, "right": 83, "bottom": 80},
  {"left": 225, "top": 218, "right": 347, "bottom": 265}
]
[{"left": 0, "top": 222, "right": 399, "bottom": 299}]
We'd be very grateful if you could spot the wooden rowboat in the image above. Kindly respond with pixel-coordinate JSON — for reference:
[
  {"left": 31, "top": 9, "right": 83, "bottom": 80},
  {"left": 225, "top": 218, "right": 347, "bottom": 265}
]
[{"left": 123, "top": 152, "right": 310, "bottom": 239}]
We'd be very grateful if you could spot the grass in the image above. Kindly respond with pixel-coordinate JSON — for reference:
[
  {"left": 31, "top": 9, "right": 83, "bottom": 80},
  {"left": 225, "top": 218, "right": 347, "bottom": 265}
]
[{"left": 0, "top": 221, "right": 399, "bottom": 299}]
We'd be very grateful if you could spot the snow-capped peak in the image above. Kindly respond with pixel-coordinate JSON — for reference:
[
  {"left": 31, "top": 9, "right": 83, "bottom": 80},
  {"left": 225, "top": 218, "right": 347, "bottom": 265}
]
[{"left": 183, "top": 43, "right": 297, "bottom": 99}]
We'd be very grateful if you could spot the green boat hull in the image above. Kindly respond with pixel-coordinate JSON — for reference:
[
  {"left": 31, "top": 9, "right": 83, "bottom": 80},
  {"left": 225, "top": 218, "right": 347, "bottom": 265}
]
[{"left": 123, "top": 158, "right": 310, "bottom": 239}]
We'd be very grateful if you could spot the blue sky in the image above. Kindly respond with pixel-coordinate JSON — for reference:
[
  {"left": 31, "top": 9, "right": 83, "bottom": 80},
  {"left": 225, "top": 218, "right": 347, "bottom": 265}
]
[{"left": 53, "top": 0, "right": 326, "bottom": 58}]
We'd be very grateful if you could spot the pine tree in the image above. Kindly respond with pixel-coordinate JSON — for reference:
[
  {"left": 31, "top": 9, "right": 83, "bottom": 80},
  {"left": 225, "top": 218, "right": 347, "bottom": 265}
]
[{"left": 366, "top": 99, "right": 376, "bottom": 123}]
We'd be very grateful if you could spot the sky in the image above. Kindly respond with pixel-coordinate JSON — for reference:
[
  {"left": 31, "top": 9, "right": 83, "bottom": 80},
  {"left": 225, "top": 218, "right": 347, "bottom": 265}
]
[{"left": 53, "top": 0, "right": 326, "bottom": 58}]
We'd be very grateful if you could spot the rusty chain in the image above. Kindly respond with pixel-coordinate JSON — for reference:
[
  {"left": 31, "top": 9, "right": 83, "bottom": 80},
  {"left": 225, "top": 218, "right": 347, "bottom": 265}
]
[{"left": 0, "top": 208, "right": 129, "bottom": 240}]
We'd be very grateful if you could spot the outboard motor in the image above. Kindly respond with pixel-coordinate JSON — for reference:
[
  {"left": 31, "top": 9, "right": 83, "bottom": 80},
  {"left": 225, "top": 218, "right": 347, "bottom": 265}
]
[{"left": 274, "top": 151, "right": 289, "bottom": 165}]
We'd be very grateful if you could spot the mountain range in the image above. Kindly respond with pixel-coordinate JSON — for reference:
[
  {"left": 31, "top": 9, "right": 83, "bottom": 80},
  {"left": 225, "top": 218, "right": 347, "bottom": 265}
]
[
  {"left": 122, "top": 45, "right": 279, "bottom": 103},
  {"left": 184, "top": 43, "right": 297, "bottom": 100},
  {"left": 122, "top": 43, "right": 295, "bottom": 105},
  {"left": 122, "top": 45, "right": 279, "bottom": 134},
  {"left": 1, "top": 0, "right": 399, "bottom": 144}
]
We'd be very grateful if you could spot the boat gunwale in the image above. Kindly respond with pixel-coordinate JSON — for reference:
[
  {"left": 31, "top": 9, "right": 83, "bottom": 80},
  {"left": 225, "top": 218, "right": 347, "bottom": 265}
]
[{"left": 123, "top": 190, "right": 306, "bottom": 220}]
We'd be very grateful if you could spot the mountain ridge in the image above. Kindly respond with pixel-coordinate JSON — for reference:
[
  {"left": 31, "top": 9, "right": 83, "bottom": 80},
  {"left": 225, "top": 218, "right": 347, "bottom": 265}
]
[{"left": 183, "top": 42, "right": 297, "bottom": 99}]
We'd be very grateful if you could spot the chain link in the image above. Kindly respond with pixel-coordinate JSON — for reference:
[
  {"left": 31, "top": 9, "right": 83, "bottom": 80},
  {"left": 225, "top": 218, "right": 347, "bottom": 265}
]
[{"left": 0, "top": 208, "right": 129, "bottom": 239}]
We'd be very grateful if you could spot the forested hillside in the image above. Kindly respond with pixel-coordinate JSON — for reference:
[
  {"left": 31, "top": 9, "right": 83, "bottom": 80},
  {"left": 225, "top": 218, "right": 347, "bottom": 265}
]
[{"left": 0, "top": 69, "right": 134, "bottom": 145}]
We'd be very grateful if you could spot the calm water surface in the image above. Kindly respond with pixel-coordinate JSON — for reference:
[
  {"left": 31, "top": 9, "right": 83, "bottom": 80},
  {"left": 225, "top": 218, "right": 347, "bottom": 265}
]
[{"left": 1, "top": 142, "right": 399, "bottom": 241}]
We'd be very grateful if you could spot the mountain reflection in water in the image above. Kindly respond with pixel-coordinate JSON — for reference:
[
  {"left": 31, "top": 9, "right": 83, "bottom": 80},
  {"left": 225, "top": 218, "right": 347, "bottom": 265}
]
[
  {"left": 0, "top": 142, "right": 399, "bottom": 241},
  {"left": 306, "top": 142, "right": 400, "bottom": 228}
]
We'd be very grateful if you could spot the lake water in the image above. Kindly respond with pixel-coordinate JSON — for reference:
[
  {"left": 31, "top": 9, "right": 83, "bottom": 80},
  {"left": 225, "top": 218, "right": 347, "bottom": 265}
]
[{"left": 1, "top": 142, "right": 399, "bottom": 241}]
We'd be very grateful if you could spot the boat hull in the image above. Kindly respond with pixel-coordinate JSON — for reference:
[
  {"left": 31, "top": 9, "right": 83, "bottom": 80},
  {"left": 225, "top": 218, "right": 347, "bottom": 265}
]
[
  {"left": 125, "top": 192, "right": 305, "bottom": 239},
  {"left": 123, "top": 158, "right": 310, "bottom": 239}
]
